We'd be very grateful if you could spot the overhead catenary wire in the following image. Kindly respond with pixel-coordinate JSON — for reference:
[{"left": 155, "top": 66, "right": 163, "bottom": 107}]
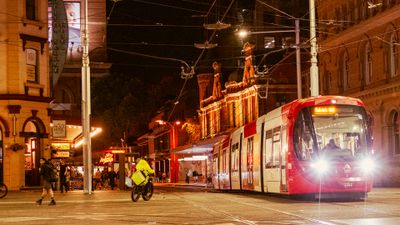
[{"left": 167, "top": 0, "right": 235, "bottom": 122}]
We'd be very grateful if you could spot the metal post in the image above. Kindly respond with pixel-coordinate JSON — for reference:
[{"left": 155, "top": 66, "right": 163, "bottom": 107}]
[
  {"left": 295, "top": 19, "right": 302, "bottom": 99},
  {"left": 309, "top": 0, "right": 319, "bottom": 96},
  {"left": 81, "top": 0, "right": 92, "bottom": 194}
]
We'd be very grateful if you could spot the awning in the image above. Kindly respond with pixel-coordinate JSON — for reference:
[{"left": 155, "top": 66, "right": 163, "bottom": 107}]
[{"left": 172, "top": 135, "right": 227, "bottom": 155}]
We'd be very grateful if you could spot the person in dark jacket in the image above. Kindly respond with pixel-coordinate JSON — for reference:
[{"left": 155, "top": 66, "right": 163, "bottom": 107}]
[
  {"left": 108, "top": 167, "right": 117, "bottom": 190},
  {"left": 59, "top": 160, "right": 68, "bottom": 193},
  {"left": 36, "top": 158, "right": 56, "bottom": 206}
]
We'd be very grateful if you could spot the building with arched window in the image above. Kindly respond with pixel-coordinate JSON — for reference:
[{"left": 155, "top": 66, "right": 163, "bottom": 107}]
[
  {"left": 0, "top": 1, "right": 52, "bottom": 190},
  {"left": 318, "top": 1, "right": 400, "bottom": 186}
]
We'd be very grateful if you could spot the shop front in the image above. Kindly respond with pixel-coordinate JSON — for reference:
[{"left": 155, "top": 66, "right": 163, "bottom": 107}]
[{"left": 170, "top": 135, "right": 226, "bottom": 185}]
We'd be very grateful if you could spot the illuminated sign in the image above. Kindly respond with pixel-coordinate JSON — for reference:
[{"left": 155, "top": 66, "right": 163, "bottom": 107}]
[
  {"left": 313, "top": 106, "right": 336, "bottom": 115},
  {"left": 52, "top": 120, "right": 66, "bottom": 138},
  {"left": 51, "top": 142, "right": 70, "bottom": 158},
  {"left": 51, "top": 143, "right": 70, "bottom": 151},
  {"left": 100, "top": 153, "right": 114, "bottom": 164},
  {"left": 111, "top": 149, "right": 126, "bottom": 154},
  {"left": 53, "top": 151, "right": 70, "bottom": 158}
]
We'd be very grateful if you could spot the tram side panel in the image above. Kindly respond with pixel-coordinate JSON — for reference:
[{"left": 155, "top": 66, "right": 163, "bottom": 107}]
[
  {"left": 212, "top": 148, "right": 219, "bottom": 189},
  {"left": 230, "top": 128, "right": 243, "bottom": 191},
  {"left": 241, "top": 119, "right": 263, "bottom": 192},
  {"left": 213, "top": 139, "right": 231, "bottom": 190},
  {"left": 262, "top": 110, "right": 285, "bottom": 194},
  {"left": 220, "top": 139, "right": 231, "bottom": 190}
]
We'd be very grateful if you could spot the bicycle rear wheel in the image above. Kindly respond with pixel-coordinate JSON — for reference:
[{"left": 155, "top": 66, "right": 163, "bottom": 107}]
[
  {"left": 0, "top": 183, "right": 7, "bottom": 199},
  {"left": 131, "top": 185, "right": 140, "bottom": 202},
  {"left": 142, "top": 182, "right": 153, "bottom": 201}
]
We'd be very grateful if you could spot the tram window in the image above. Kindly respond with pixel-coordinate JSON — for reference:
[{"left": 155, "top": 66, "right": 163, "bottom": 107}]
[
  {"left": 222, "top": 150, "right": 227, "bottom": 173},
  {"left": 272, "top": 127, "right": 281, "bottom": 166},
  {"left": 265, "top": 130, "right": 273, "bottom": 168},
  {"left": 294, "top": 105, "right": 369, "bottom": 161},
  {"left": 231, "top": 143, "right": 239, "bottom": 171},
  {"left": 265, "top": 127, "right": 280, "bottom": 168}
]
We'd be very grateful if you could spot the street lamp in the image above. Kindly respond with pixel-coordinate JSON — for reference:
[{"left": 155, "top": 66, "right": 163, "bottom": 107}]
[
  {"left": 156, "top": 120, "right": 181, "bottom": 149},
  {"left": 237, "top": 19, "right": 302, "bottom": 99},
  {"left": 156, "top": 120, "right": 181, "bottom": 183}
]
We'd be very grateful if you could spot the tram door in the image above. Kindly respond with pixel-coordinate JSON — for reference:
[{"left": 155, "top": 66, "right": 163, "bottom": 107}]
[
  {"left": 280, "top": 127, "right": 287, "bottom": 192},
  {"left": 264, "top": 127, "right": 281, "bottom": 193}
]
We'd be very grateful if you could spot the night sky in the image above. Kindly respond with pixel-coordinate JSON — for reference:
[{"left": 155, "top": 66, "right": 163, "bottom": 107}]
[{"left": 106, "top": 0, "right": 246, "bottom": 81}]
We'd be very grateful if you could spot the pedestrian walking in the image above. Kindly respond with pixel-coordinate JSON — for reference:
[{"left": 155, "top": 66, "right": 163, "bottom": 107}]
[
  {"left": 36, "top": 158, "right": 56, "bottom": 206},
  {"left": 108, "top": 167, "right": 117, "bottom": 190},
  {"left": 59, "top": 160, "right": 68, "bottom": 193},
  {"left": 93, "top": 168, "right": 102, "bottom": 190},
  {"left": 65, "top": 165, "right": 71, "bottom": 191}
]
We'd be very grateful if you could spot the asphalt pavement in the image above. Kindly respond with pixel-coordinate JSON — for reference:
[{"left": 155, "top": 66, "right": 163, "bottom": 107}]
[{"left": 0, "top": 184, "right": 400, "bottom": 225}]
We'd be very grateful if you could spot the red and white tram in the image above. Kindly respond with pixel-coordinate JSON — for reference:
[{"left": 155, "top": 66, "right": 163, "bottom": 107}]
[{"left": 212, "top": 96, "right": 374, "bottom": 199}]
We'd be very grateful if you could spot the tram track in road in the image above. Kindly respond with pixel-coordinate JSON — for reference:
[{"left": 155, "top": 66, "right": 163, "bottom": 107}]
[
  {"left": 214, "top": 192, "right": 400, "bottom": 224},
  {"left": 171, "top": 191, "right": 337, "bottom": 225}
]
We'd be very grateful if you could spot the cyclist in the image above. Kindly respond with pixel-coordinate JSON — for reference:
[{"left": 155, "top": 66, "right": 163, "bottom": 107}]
[{"left": 134, "top": 157, "right": 154, "bottom": 185}]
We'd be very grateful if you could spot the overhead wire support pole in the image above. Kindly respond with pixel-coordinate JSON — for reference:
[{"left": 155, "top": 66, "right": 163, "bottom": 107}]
[
  {"left": 295, "top": 19, "right": 302, "bottom": 99},
  {"left": 81, "top": 0, "right": 92, "bottom": 194},
  {"left": 309, "top": 0, "right": 319, "bottom": 96}
]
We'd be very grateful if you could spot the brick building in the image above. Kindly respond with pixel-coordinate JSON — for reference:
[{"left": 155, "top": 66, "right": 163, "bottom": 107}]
[
  {"left": 317, "top": 1, "right": 400, "bottom": 186},
  {"left": 0, "top": 0, "right": 52, "bottom": 190}
]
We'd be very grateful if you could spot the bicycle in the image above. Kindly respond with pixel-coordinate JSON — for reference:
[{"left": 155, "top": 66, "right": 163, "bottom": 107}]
[
  {"left": 131, "top": 177, "right": 153, "bottom": 202},
  {"left": 0, "top": 183, "right": 8, "bottom": 199}
]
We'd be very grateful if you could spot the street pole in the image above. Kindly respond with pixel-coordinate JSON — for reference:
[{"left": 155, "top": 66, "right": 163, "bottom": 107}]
[
  {"left": 81, "top": 0, "right": 92, "bottom": 194},
  {"left": 295, "top": 19, "right": 302, "bottom": 99},
  {"left": 309, "top": 0, "right": 319, "bottom": 96}
]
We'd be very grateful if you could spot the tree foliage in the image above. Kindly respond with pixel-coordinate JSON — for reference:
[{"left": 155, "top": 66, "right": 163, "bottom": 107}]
[{"left": 91, "top": 72, "right": 181, "bottom": 148}]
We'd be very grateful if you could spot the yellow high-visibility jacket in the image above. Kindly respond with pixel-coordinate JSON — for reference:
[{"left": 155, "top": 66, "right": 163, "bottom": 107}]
[{"left": 132, "top": 159, "right": 154, "bottom": 185}]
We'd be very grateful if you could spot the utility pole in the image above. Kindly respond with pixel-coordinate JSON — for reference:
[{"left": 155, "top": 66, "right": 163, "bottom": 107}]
[
  {"left": 309, "top": 0, "right": 319, "bottom": 96},
  {"left": 81, "top": 0, "right": 92, "bottom": 194},
  {"left": 295, "top": 19, "right": 302, "bottom": 99}
]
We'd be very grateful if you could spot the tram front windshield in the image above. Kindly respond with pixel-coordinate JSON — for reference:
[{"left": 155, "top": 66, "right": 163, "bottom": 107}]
[{"left": 293, "top": 105, "right": 370, "bottom": 161}]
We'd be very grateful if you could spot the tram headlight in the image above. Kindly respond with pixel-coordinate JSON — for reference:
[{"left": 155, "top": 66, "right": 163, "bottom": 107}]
[
  {"left": 360, "top": 157, "right": 375, "bottom": 174},
  {"left": 311, "top": 159, "right": 329, "bottom": 176}
]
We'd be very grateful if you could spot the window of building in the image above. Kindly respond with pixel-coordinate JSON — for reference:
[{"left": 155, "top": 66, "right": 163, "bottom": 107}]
[
  {"left": 338, "top": 50, "right": 349, "bottom": 91},
  {"left": 264, "top": 36, "right": 275, "bottom": 49},
  {"left": 366, "top": 43, "right": 373, "bottom": 85},
  {"left": 251, "top": 96, "right": 256, "bottom": 121},
  {"left": 26, "top": 0, "right": 37, "bottom": 20},
  {"left": 390, "top": 110, "right": 400, "bottom": 155},
  {"left": 263, "top": 11, "right": 275, "bottom": 24},
  {"left": 243, "top": 98, "right": 248, "bottom": 124},
  {"left": 360, "top": 41, "right": 373, "bottom": 87},
  {"left": 322, "top": 62, "right": 331, "bottom": 94},
  {"left": 26, "top": 48, "right": 39, "bottom": 83},
  {"left": 387, "top": 32, "right": 398, "bottom": 78},
  {"left": 360, "top": 0, "right": 367, "bottom": 20},
  {"left": 232, "top": 102, "right": 237, "bottom": 127},
  {"left": 155, "top": 133, "right": 170, "bottom": 152}
]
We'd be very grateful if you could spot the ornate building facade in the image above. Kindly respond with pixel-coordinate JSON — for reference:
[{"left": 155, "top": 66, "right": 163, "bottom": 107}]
[
  {"left": 0, "top": 0, "right": 52, "bottom": 190},
  {"left": 317, "top": 0, "right": 400, "bottom": 186}
]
